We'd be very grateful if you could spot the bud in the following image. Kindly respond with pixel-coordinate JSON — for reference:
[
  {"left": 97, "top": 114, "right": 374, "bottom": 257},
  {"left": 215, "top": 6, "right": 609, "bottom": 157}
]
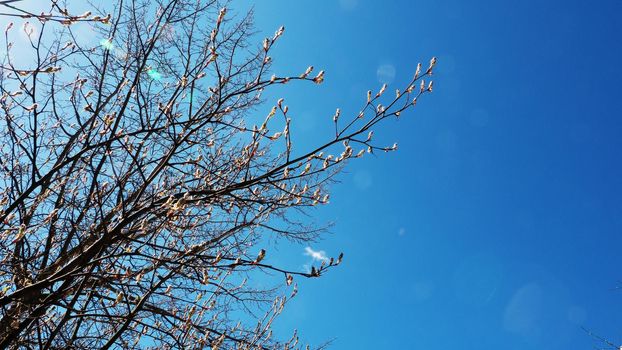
[
  {"left": 414, "top": 63, "right": 422, "bottom": 79},
  {"left": 101, "top": 14, "right": 111, "bottom": 24},
  {"left": 217, "top": 7, "right": 227, "bottom": 25},
  {"left": 301, "top": 162, "right": 311, "bottom": 175},
  {"left": 255, "top": 249, "right": 266, "bottom": 264},
  {"left": 332, "top": 108, "right": 340, "bottom": 122},
  {"left": 366, "top": 131, "right": 373, "bottom": 141},
  {"left": 377, "top": 83, "right": 387, "bottom": 97},
  {"left": 427, "top": 56, "right": 437, "bottom": 74},
  {"left": 300, "top": 65, "right": 314, "bottom": 78},
  {"left": 313, "top": 70, "right": 324, "bottom": 84},
  {"left": 274, "top": 25, "right": 285, "bottom": 39}
]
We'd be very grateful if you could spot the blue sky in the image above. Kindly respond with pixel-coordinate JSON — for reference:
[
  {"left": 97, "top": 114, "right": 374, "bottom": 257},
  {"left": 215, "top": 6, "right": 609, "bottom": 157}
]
[
  {"left": 2, "top": 0, "right": 620, "bottom": 348},
  {"left": 244, "top": 0, "right": 622, "bottom": 349}
]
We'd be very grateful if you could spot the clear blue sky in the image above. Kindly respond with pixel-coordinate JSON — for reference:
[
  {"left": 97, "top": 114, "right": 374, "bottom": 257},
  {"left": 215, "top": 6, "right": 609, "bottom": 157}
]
[{"left": 243, "top": 0, "right": 622, "bottom": 349}]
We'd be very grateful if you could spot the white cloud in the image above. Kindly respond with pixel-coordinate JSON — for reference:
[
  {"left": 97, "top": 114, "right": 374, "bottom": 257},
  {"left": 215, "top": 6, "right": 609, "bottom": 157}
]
[{"left": 304, "top": 247, "right": 329, "bottom": 263}]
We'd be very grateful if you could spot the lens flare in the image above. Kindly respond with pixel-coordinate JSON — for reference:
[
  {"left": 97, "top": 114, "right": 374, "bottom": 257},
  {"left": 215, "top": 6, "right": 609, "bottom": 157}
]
[
  {"left": 147, "top": 69, "right": 162, "bottom": 81},
  {"left": 99, "top": 39, "right": 114, "bottom": 50}
]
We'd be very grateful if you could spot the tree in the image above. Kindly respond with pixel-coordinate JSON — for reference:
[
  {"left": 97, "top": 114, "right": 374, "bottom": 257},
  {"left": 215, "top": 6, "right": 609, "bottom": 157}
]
[{"left": 0, "top": 1, "right": 435, "bottom": 348}]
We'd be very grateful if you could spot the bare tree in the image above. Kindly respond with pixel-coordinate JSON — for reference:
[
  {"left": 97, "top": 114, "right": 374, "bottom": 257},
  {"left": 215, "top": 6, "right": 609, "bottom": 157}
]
[{"left": 0, "top": 1, "right": 435, "bottom": 348}]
